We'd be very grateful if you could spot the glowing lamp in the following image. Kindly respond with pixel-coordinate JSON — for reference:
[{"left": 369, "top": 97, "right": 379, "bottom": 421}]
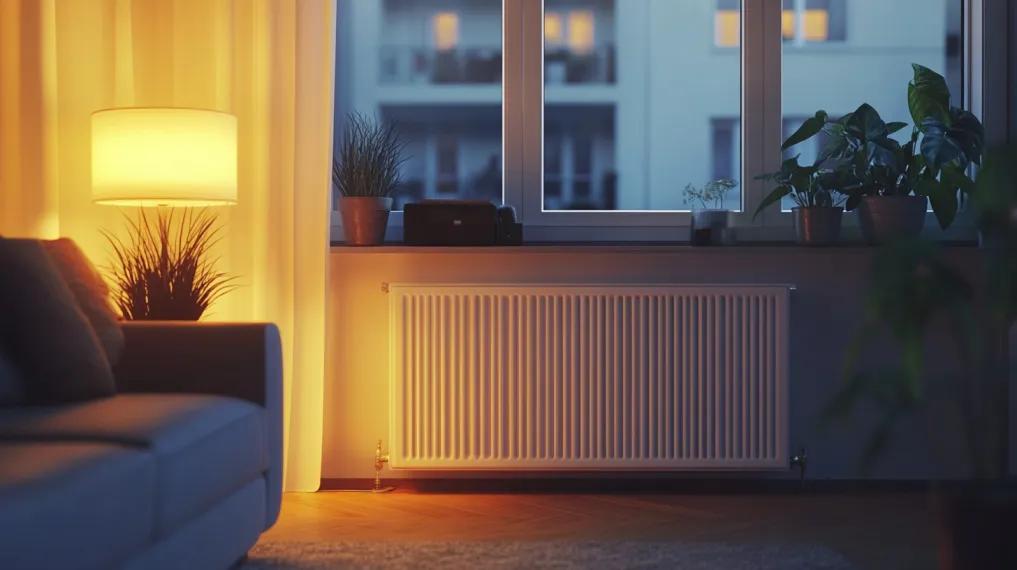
[{"left": 91, "top": 108, "right": 237, "bottom": 206}]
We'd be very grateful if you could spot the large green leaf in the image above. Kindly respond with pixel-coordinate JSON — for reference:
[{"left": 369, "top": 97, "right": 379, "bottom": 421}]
[
  {"left": 782, "top": 110, "right": 828, "bottom": 151},
  {"left": 919, "top": 176, "right": 957, "bottom": 229},
  {"left": 846, "top": 103, "right": 888, "bottom": 141},
  {"left": 947, "top": 108, "right": 985, "bottom": 165},
  {"left": 909, "top": 64, "right": 951, "bottom": 126},
  {"left": 920, "top": 119, "right": 966, "bottom": 172}
]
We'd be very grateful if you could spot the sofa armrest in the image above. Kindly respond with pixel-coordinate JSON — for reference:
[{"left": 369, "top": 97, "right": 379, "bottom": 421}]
[{"left": 114, "top": 321, "right": 283, "bottom": 528}]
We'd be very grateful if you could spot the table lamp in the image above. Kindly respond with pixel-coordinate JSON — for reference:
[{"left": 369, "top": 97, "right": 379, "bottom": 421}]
[{"left": 91, "top": 107, "right": 238, "bottom": 321}]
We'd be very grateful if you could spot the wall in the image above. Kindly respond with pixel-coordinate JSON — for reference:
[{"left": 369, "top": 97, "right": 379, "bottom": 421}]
[{"left": 324, "top": 246, "right": 987, "bottom": 481}]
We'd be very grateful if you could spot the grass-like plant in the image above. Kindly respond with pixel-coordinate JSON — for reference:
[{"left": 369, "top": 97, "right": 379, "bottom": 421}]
[
  {"left": 332, "top": 112, "right": 407, "bottom": 198},
  {"left": 103, "top": 209, "right": 236, "bottom": 321}
]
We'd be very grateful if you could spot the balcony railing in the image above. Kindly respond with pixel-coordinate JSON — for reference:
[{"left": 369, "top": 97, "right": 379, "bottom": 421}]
[
  {"left": 380, "top": 46, "right": 502, "bottom": 85},
  {"left": 544, "top": 45, "right": 616, "bottom": 85},
  {"left": 379, "top": 44, "right": 617, "bottom": 85}
]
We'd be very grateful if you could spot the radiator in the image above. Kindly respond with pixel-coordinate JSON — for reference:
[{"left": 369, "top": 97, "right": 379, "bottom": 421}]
[{"left": 388, "top": 284, "right": 791, "bottom": 470}]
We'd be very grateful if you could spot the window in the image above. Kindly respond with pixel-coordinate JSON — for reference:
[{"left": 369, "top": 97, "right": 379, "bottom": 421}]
[
  {"left": 543, "top": 0, "right": 741, "bottom": 213},
  {"left": 336, "top": 0, "right": 502, "bottom": 210},
  {"left": 335, "top": 1, "right": 985, "bottom": 240}
]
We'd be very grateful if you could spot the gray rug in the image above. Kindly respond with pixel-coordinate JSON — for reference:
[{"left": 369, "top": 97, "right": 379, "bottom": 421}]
[{"left": 245, "top": 541, "right": 854, "bottom": 569}]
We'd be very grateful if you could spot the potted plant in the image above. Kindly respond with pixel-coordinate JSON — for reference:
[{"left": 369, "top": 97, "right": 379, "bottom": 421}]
[
  {"left": 332, "top": 113, "right": 407, "bottom": 246},
  {"left": 683, "top": 178, "right": 737, "bottom": 245},
  {"left": 755, "top": 118, "right": 847, "bottom": 245},
  {"left": 826, "top": 195, "right": 1017, "bottom": 567},
  {"left": 771, "top": 65, "right": 984, "bottom": 244}
]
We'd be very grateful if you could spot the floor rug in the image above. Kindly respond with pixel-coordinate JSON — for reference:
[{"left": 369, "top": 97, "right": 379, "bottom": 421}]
[{"left": 245, "top": 540, "right": 854, "bottom": 569}]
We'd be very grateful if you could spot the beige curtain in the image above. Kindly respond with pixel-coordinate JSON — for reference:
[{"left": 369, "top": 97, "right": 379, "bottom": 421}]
[{"left": 0, "top": 0, "right": 335, "bottom": 492}]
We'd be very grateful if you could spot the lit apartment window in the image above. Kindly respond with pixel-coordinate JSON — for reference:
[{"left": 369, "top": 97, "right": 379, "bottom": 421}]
[
  {"left": 782, "top": 0, "right": 846, "bottom": 44},
  {"left": 545, "top": 12, "right": 565, "bottom": 46},
  {"left": 715, "top": 0, "right": 741, "bottom": 48},
  {"left": 432, "top": 11, "right": 460, "bottom": 51},
  {"left": 567, "top": 10, "right": 596, "bottom": 56}
]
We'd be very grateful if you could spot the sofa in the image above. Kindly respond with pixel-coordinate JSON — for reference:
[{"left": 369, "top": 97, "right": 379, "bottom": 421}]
[{"left": 0, "top": 322, "right": 282, "bottom": 569}]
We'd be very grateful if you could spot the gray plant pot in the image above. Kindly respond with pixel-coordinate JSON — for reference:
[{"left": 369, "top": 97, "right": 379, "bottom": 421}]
[
  {"left": 858, "top": 195, "right": 928, "bottom": 245},
  {"left": 792, "top": 206, "right": 843, "bottom": 246},
  {"left": 339, "top": 196, "right": 392, "bottom": 246},
  {"left": 690, "top": 210, "right": 731, "bottom": 246}
]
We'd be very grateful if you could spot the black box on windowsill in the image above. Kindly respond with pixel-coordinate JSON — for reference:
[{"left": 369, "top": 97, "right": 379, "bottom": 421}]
[{"left": 404, "top": 200, "right": 499, "bottom": 246}]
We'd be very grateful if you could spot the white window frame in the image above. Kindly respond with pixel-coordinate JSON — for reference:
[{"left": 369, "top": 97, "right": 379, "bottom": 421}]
[{"left": 333, "top": 0, "right": 1007, "bottom": 243}]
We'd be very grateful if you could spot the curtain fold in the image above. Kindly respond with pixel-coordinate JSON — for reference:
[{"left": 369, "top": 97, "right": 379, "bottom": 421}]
[{"left": 0, "top": 0, "right": 335, "bottom": 492}]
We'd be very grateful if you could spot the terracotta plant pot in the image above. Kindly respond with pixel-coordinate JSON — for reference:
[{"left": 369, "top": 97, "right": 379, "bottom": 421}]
[
  {"left": 858, "top": 195, "right": 928, "bottom": 244},
  {"left": 338, "top": 196, "right": 392, "bottom": 246},
  {"left": 792, "top": 206, "right": 843, "bottom": 246},
  {"left": 690, "top": 210, "right": 731, "bottom": 246}
]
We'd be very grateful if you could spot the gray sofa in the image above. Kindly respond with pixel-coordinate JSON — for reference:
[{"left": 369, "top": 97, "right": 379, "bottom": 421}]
[{"left": 0, "top": 322, "right": 282, "bottom": 570}]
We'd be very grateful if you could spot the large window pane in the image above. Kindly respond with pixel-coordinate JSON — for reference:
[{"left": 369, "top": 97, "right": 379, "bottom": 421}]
[
  {"left": 544, "top": 1, "right": 742, "bottom": 212},
  {"left": 781, "top": 0, "right": 963, "bottom": 209},
  {"left": 335, "top": 0, "right": 502, "bottom": 210}
]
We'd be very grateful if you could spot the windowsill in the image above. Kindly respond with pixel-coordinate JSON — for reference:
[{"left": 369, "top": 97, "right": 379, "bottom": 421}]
[{"left": 330, "top": 239, "right": 980, "bottom": 253}]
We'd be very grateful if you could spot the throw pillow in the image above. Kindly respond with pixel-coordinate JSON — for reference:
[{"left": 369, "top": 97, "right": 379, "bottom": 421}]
[
  {"left": 0, "top": 238, "right": 116, "bottom": 403},
  {"left": 41, "top": 238, "right": 125, "bottom": 365}
]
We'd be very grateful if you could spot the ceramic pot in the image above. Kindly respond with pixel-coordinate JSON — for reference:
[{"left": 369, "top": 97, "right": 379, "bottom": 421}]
[
  {"left": 792, "top": 206, "right": 843, "bottom": 246},
  {"left": 339, "top": 196, "right": 392, "bottom": 246},
  {"left": 690, "top": 210, "right": 731, "bottom": 246},
  {"left": 858, "top": 195, "right": 928, "bottom": 244}
]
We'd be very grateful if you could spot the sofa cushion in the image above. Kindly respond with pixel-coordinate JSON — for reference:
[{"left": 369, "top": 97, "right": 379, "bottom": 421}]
[
  {"left": 41, "top": 238, "right": 125, "bottom": 366},
  {"left": 0, "top": 238, "right": 116, "bottom": 403},
  {"left": 0, "top": 394, "right": 268, "bottom": 537},
  {"left": 0, "top": 441, "right": 155, "bottom": 570}
]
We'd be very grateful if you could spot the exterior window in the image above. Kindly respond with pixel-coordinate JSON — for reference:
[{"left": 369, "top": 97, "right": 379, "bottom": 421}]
[
  {"left": 782, "top": 0, "right": 847, "bottom": 44},
  {"left": 545, "top": 0, "right": 741, "bottom": 212},
  {"left": 336, "top": 0, "right": 502, "bottom": 210},
  {"left": 715, "top": 0, "right": 741, "bottom": 48}
]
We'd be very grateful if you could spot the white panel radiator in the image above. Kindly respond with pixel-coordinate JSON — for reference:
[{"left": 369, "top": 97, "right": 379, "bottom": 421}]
[{"left": 388, "top": 285, "right": 791, "bottom": 470}]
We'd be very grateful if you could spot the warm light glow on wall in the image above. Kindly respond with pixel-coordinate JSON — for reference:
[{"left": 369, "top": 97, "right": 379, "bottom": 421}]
[
  {"left": 782, "top": 10, "right": 796, "bottom": 40},
  {"left": 432, "top": 12, "right": 459, "bottom": 51},
  {"left": 803, "top": 9, "right": 829, "bottom": 42},
  {"left": 91, "top": 108, "right": 237, "bottom": 206},
  {"left": 715, "top": 10, "right": 740, "bottom": 48},
  {"left": 567, "top": 10, "right": 595, "bottom": 55},
  {"left": 544, "top": 12, "right": 564, "bottom": 46}
]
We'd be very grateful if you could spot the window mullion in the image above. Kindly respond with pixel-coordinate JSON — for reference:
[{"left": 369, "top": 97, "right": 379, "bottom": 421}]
[
  {"left": 503, "top": 0, "right": 525, "bottom": 213},
  {"left": 739, "top": 0, "right": 784, "bottom": 232}
]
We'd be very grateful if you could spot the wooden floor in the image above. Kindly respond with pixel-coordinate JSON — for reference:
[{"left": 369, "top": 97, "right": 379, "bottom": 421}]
[{"left": 260, "top": 490, "right": 938, "bottom": 569}]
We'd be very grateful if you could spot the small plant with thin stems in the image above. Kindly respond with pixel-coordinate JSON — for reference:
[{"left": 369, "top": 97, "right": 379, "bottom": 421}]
[{"left": 683, "top": 178, "right": 738, "bottom": 210}]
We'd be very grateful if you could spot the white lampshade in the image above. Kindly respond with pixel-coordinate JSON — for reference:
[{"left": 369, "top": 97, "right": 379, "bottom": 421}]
[{"left": 91, "top": 108, "right": 238, "bottom": 207}]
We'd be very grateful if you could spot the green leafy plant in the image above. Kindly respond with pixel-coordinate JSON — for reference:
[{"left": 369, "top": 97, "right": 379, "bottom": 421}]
[
  {"left": 753, "top": 154, "right": 848, "bottom": 218},
  {"left": 825, "top": 236, "right": 1014, "bottom": 478},
  {"left": 332, "top": 112, "right": 407, "bottom": 198},
  {"left": 755, "top": 65, "right": 984, "bottom": 229},
  {"left": 103, "top": 209, "right": 236, "bottom": 321},
  {"left": 683, "top": 178, "right": 738, "bottom": 210},
  {"left": 827, "top": 145, "right": 1017, "bottom": 477}
]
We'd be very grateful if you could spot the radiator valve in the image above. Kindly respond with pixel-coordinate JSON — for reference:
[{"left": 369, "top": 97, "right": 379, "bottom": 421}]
[{"left": 373, "top": 439, "right": 393, "bottom": 493}]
